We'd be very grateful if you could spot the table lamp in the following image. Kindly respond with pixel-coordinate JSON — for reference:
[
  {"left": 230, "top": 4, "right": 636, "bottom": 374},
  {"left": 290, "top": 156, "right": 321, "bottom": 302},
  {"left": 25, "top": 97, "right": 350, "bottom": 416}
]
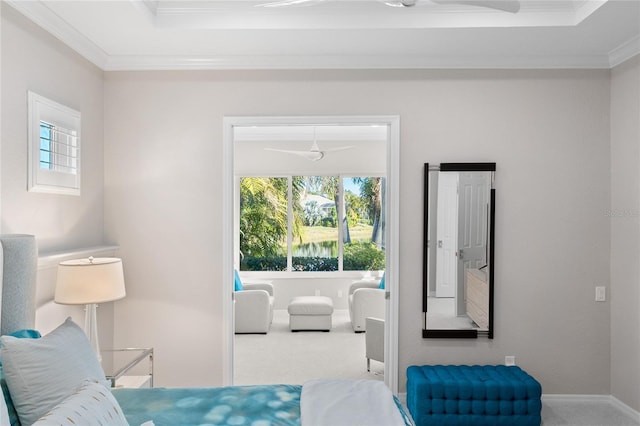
[{"left": 55, "top": 257, "right": 126, "bottom": 362}]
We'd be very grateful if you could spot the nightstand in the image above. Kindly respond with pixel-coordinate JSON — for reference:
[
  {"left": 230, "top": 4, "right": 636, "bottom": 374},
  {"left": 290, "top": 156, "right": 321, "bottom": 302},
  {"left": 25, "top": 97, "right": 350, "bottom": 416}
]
[{"left": 101, "top": 348, "right": 154, "bottom": 389}]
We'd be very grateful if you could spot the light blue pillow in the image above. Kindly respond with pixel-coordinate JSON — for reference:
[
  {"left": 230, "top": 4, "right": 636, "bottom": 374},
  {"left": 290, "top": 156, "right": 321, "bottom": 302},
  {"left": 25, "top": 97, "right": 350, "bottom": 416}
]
[
  {"left": 0, "top": 384, "right": 9, "bottom": 426},
  {"left": 234, "top": 269, "right": 244, "bottom": 291},
  {"left": 1, "top": 317, "right": 107, "bottom": 426},
  {"left": 378, "top": 272, "right": 386, "bottom": 289},
  {"left": 0, "top": 365, "right": 18, "bottom": 426},
  {"left": 0, "top": 329, "right": 41, "bottom": 426}
]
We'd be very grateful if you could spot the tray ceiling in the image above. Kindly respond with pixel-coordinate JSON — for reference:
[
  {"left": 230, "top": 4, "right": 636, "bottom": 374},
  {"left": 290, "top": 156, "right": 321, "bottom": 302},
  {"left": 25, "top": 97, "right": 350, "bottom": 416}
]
[{"left": 5, "top": 0, "right": 640, "bottom": 70}]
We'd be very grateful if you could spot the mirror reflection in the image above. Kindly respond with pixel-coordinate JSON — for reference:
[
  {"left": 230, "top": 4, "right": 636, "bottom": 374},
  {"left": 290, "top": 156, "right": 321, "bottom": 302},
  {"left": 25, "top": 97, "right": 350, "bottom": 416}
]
[{"left": 423, "top": 163, "right": 495, "bottom": 338}]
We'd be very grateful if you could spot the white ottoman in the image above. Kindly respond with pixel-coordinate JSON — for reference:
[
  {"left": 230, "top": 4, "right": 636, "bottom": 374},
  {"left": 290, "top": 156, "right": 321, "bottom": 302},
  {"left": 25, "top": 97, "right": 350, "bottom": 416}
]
[{"left": 288, "top": 296, "right": 334, "bottom": 331}]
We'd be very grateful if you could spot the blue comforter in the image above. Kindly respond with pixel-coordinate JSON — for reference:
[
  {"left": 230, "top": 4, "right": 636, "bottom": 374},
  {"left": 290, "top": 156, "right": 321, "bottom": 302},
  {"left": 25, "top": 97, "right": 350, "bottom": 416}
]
[{"left": 113, "top": 384, "right": 302, "bottom": 426}]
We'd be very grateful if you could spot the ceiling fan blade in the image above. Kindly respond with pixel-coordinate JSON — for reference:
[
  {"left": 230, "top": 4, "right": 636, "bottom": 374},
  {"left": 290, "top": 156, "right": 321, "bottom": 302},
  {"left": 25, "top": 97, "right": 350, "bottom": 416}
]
[
  {"left": 322, "top": 146, "right": 354, "bottom": 153},
  {"left": 432, "top": 0, "right": 521, "bottom": 13},
  {"left": 264, "top": 148, "right": 324, "bottom": 161},
  {"left": 256, "top": 0, "right": 325, "bottom": 7},
  {"left": 264, "top": 148, "right": 307, "bottom": 155}
]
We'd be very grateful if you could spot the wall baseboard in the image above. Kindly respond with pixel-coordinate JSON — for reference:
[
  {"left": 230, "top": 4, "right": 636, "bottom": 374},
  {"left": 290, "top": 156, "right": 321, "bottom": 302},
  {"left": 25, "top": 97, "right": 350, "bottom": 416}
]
[
  {"left": 542, "top": 394, "right": 640, "bottom": 421},
  {"left": 397, "top": 393, "right": 640, "bottom": 422}
]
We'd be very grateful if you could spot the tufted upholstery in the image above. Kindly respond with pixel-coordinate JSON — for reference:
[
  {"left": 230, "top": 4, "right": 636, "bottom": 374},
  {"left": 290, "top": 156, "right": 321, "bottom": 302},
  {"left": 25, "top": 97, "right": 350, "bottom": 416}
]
[{"left": 406, "top": 365, "right": 542, "bottom": 426}]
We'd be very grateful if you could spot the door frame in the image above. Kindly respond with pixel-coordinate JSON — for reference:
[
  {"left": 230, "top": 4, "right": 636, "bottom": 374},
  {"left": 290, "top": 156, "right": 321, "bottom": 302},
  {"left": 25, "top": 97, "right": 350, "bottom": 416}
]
[
  {"left": 435, "top": 172, "right": 458, "bottom": 299},
  {"left": 222, "top": 115, "right": 400, "bottom": 393}
]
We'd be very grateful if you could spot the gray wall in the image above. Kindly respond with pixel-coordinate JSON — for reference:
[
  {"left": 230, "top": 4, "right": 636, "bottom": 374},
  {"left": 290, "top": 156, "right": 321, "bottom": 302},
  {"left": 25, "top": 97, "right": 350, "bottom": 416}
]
[
  {"left": 3, "top": 1, "right": 640, "bottom": 409},
  {"left": 0, "top": 5, "right": 117, "bottom": 343},
  {"left": 0, "top": 5, "right": 105, "bottom": 254},
  {"left": 103, "top": 68, "right": 612, "bottom": 394},
  {"left": 610, "top": 55, "right": 640, "bottom": 411}
]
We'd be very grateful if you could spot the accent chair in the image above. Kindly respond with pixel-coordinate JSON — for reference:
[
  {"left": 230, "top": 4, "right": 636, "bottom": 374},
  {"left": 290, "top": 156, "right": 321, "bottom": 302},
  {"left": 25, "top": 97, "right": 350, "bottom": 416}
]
[
  {"left": 234, "top": 270, "right": 274, "bottom": 334},
  {"left": 348, "top": 277, "right": 385, "bottom": 332}
]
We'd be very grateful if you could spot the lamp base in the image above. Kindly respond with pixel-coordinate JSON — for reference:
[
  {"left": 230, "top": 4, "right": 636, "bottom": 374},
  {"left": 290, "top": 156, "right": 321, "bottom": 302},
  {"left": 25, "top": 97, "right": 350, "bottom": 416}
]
[{"left": 85, "top": 303, "right": 101, "bottom": 363}]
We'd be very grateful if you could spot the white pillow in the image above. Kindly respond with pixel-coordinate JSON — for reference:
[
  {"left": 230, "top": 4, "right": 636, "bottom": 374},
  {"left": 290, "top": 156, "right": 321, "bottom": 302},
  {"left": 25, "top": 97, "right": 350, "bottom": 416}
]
[
  {"left": 0, "top": 317, "right": 108, "bottom": 426},
  {"left": 32, "top": 380, "right": 129, "bottom": 426},
  {"left": 0, "top": 391, "right": 10, "bottom": 426}
]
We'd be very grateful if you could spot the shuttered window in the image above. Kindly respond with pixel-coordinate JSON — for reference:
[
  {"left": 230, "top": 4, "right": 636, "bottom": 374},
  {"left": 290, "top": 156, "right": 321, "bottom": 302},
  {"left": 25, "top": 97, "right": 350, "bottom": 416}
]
[
  {"left": 28, "top": 92, "right": 81, "bottom": 195},
  {"left": 39, "top": 121, "right": 78, "bottom": 174}
]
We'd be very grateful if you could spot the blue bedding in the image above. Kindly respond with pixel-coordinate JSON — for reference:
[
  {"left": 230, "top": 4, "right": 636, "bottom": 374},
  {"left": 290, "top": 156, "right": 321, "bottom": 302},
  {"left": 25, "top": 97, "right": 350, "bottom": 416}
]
[{"left": 113, "top": 384, "right": 302, "bottom": 426}]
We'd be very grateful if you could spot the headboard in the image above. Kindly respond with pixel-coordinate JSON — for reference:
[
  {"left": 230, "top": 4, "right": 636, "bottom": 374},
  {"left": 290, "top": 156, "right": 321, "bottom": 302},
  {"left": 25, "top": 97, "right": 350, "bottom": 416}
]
[{"left": 0, "top": 235, "right": 37, "bottom": 335}]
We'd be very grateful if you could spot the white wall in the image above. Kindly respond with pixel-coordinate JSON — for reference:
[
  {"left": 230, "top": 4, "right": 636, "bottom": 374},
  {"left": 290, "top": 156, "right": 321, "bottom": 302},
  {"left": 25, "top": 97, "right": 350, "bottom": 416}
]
[
  {"left": 104, "top": 69, "right": 613, "bottom": 393},
  {"left": 0, "top": 5, "right": 117, "bottom": 346},
  {"left": 610, "top": 55, "right": 640, "bottom": 411},
  {"left": 0, "top": 4, "right": 105, "bottom": 253},
  {"left": 241, "top": 276, "right": 375, "bottom": 310}
]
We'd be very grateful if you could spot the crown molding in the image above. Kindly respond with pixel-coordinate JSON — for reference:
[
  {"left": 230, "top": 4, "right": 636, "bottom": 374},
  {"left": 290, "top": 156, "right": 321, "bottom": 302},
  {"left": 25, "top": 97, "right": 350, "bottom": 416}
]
[
  {"left": 102, "top": 53, "right": 616, "bottom": 71},
  {"left": 5, "top": 0, "right": 108, "bottom": 70},
  {"left": 609, "top": 34, "right": 640, "bottom": 68}
]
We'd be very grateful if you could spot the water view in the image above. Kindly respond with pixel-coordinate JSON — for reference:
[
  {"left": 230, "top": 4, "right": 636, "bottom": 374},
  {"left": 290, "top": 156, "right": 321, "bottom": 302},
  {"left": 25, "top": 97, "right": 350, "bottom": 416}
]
[{"left": 294, "top": 241, "right": 338, "bottom": 258}]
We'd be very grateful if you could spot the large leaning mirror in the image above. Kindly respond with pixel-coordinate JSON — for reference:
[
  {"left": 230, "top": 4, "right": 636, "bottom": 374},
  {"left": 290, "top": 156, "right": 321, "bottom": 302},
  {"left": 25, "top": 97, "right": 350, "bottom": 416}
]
[{"left": 423, "top": 163, "right": 496, "bottom": 339}]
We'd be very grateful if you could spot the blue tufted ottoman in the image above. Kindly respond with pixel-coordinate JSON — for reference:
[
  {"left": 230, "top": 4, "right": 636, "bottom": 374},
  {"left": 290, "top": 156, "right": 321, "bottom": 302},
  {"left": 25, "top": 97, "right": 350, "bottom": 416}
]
[{"left": 406, "top": 365, "right": 542, "bottom": 426}]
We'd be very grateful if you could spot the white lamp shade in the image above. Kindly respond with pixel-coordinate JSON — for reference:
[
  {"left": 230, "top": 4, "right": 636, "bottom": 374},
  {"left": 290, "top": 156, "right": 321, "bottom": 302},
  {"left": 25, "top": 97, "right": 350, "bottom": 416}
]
[{"left": 55, "top": 257, "right": 126, "bottom": 305}]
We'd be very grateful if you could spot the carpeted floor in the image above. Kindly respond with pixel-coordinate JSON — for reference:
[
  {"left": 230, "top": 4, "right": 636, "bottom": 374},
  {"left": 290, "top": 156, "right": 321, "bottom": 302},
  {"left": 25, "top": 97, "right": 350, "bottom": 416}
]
[
  {"left": 541, "top": 397, "right": 640, "bottom": 426},
  {"left": 234, "top": 309, "right": 383, "bottom": 386},
  {"left": 234, "top": 309, "right": 640, "bottom": 426}
]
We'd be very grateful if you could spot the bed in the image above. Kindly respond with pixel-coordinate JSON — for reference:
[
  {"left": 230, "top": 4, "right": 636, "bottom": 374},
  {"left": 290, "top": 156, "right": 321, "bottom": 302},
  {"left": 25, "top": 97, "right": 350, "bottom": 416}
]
[{"left": 0, "top": 235, "right": 413, "bottom": 426}]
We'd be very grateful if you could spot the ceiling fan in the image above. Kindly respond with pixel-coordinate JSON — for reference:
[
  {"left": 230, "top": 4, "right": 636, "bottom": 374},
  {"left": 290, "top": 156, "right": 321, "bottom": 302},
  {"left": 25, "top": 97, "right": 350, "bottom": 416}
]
[
  {"left": 258, "top": 0, "right": 521, "bottom": 13},
  {"left": 264, "top": 130, "right": 354, "bottom": 162},
  {"left": 385, "top": 0, "right": 519, "bottom": 13}
]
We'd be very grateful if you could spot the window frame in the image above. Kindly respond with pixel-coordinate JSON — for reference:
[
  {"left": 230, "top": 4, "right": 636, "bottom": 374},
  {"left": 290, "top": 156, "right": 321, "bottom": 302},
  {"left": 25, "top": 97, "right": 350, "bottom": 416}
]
[
  {"left": 27, "top": 91, "right": 81, "bottom": 196},
  {"left": 238, "top": 173, "right": 385, "bottom": 277}
]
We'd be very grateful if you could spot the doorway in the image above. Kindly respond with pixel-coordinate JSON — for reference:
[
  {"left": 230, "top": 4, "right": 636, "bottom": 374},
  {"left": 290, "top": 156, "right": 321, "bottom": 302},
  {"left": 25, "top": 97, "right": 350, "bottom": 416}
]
[{"left": 222, "top": 115, "right": 400, "bottom": 393}]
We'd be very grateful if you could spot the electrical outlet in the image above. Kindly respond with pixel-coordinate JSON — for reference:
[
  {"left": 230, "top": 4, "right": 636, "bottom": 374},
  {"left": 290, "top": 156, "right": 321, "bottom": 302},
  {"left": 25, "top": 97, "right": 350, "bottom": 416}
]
[
  {"left": 314, "top": 289, "right": 320, "bottom": 296},
  {"left": 505, "top": 356, "right": 516, "bottom": 366},
  {"left": 337, "top": 290, "right": 343, "bottom": 298},
  {"left": 595, "top": 286, "right": 606, "bottom": 302}
]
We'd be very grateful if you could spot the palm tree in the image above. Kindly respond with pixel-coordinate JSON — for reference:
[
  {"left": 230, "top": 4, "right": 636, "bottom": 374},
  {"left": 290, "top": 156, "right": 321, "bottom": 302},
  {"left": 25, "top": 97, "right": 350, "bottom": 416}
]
[
  {"left": 354, "top": 177, "right": 384, "bottom": 248},
  {"left": 304, "top": 176, "right": 350, "bottom": 243},
  {"left": 239, "top": 177, "right": 288, "bottom": 258}
]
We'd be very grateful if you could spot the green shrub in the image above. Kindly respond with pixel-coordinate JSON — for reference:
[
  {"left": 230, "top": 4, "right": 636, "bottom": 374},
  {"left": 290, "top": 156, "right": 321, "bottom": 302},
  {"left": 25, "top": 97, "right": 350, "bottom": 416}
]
[
  {"left": 241, "top": 256, "right": 287, "bottom": 271},
  {"left": 343, "top": 242, "right": 385, "bottom": 270},
  {"left": 292, "top": 257, "right": 338, "bottom": 271},
  {"left": 241, "top": 243, "right": 385, "bottom": 272}
]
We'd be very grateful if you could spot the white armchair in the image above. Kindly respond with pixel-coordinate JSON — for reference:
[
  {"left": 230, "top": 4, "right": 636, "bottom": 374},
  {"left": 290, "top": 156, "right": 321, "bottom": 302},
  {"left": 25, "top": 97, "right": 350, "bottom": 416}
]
[
  {"left": 234, "top": 281, "right": 274, "bottom": 334},
  {"left": 348, "top": 280, "right": 385, "bottom": 333},
  {"left": 365, "top": 317, "right": 384, "bottom": 372}
]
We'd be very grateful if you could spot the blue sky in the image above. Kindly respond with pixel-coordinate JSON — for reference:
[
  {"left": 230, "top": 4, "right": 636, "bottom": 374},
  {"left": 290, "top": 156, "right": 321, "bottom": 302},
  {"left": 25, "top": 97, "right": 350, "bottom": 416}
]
[{"left": 343, "top": 178, "right": 361, "bottom": 196}]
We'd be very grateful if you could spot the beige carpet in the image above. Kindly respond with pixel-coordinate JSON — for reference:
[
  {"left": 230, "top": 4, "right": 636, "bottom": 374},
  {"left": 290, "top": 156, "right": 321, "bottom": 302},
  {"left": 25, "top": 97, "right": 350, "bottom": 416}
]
[
  {"left": 234, "top": 309, "right": 384, "bottom": 386},
  {"left": 234, "top": 311, "right": 640, "bottom": 426}
]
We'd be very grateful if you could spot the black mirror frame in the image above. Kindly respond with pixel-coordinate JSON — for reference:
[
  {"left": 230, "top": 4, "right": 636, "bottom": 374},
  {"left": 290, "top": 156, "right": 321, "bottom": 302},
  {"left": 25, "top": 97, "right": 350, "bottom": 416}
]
[{"left": 422, "top": 162, "right": 496, "bottom": 339}]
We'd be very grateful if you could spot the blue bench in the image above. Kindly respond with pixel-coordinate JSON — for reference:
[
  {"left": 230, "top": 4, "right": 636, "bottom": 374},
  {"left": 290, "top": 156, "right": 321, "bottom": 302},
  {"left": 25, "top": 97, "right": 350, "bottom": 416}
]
[{"left": 406, "top": 365, "right": 542, "bottom": 426}]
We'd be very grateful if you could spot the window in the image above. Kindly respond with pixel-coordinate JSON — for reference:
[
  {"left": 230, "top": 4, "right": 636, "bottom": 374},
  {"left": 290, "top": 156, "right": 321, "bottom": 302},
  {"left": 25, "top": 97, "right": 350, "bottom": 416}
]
[
  {"left": 343, "top": 176, "right": 386, "bottom": 271},
  {"left": 28, "top": 92, "right": 81, "bottom": 195},
  {"left": 239, "top": 175, "right": 385, "bottom": 273},
  {"left": 293, "top": 176, "right": 339, "bottom": 271},
  {"left": 239, "top": 177, "right": 288, "bottom": 271}
]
